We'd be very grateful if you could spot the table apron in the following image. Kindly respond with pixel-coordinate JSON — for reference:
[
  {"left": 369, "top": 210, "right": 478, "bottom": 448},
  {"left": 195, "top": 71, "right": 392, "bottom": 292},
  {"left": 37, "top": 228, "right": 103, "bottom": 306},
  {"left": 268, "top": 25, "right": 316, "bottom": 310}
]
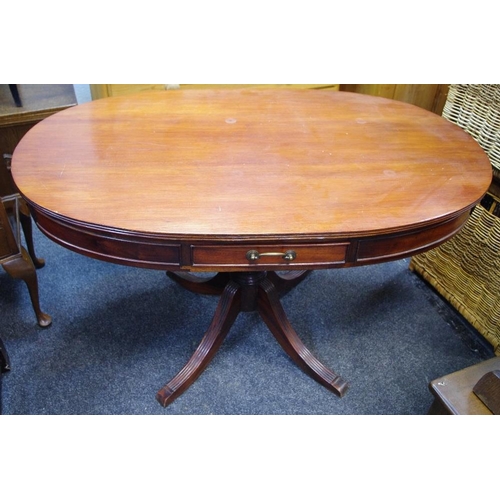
[
  {"left": 30, "top": 206, "right": 472, "bottom": 272},
  {"left": 355, "top": 210, "right": 471, "bottom": 264}
]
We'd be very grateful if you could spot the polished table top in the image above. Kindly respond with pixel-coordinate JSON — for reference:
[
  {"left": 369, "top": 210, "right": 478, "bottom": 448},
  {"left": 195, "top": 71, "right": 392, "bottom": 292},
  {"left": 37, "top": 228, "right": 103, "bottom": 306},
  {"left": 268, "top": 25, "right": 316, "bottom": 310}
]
[{"left": 11, "top": 90, "right": 492, "bottom": 274}]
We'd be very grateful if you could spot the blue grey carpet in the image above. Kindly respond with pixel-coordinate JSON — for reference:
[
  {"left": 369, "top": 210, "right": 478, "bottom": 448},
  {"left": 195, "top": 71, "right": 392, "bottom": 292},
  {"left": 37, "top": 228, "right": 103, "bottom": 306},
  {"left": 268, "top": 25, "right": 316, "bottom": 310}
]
[{"left": 0, "top": 227, "right": 493, "bottom": 414}]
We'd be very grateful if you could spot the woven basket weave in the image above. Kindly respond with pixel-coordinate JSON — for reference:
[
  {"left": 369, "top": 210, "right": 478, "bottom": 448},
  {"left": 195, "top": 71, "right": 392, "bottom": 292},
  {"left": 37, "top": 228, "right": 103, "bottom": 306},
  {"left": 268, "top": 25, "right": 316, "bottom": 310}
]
[
  {"left": 410, "top": 84, "right": 500, "bottom": 355},
  {"left": 442, "top": 84, "right": 500, "bottom": 182}
]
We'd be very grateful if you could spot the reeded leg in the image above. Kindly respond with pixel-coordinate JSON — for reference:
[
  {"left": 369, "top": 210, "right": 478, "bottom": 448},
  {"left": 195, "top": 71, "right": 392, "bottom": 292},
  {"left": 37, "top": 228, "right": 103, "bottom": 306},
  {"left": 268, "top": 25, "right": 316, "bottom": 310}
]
[
  {"left": 166, "top": 271, "right": 230, "bottom": 295},
  {"left": 156, "top": 280, "right": 241, "bottom": 407},
  {"left": 159, "top": 270, "right": 348, "bottom": 407},
  {"left": 257, "top": 277, "right": 348, "bottom": 397},
  {"left": 2, "top": 247, "right": 52, "bottom": 327}
]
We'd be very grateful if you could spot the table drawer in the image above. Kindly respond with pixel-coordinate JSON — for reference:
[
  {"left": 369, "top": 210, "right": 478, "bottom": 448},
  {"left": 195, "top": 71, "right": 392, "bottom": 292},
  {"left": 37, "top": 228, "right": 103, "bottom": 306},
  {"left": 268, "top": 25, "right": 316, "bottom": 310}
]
[{"left": 191, "top": 242, "right": 349, "bottom": 268}]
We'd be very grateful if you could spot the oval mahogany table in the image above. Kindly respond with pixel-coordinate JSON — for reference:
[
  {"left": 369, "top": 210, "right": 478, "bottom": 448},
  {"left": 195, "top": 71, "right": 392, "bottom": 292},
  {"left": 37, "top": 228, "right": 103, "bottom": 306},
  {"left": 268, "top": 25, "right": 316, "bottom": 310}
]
[{"left": 11, "top": 90, "right": 492, "bottom": 408}]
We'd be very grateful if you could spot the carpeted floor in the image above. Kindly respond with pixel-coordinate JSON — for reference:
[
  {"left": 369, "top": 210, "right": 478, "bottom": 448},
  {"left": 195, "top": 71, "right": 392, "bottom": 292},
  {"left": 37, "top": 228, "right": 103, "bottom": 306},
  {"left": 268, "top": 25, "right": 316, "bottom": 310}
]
[{"left": 0, "top": 226, "right": 494, "bottom": 414}]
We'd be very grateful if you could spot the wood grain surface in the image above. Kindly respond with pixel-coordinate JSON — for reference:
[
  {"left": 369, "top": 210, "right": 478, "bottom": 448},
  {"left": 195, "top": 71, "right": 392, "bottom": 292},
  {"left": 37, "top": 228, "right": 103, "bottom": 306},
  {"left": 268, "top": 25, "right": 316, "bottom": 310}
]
[
  {"left": 11, "top": 90, "right": 492, "bottom": 271},
  {"left": 12, "top": 90, "right": 491, "bottom": 236}
]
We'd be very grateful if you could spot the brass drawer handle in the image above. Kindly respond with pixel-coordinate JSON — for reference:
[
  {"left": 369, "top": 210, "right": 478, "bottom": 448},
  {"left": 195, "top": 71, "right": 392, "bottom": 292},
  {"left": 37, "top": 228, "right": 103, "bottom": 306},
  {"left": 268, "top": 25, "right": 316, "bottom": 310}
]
[{"left": 246, "top": 249, "right": 297, "bottom": 262}]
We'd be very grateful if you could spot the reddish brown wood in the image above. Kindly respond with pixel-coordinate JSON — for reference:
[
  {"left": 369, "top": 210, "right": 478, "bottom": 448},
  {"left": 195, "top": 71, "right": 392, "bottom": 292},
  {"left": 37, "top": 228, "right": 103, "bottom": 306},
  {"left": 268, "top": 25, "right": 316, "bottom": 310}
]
[
  {"left": 18, "top": 201, "right": 45, "bottom": 269},
  {"left": 166, "top": 270, "right": 310, "bottom": 296},
  {"left": 2, "top": 156, "right": 45, "bottom": 268},
  {"left": 1, "top": 85, "right": 77, "bottom": 197},
  {"left": 1, "top": 197, "right": 51, "bottom": 327},
  {"left": 429, "top": 357, "right": 500, "bottom": 415},
  {"left": 258, "top": 277, "right": 348, "bottom": 397},
  {"left": 9, "top": 90, "right": 493, "bottom": 406},
  {"left": 266, "top": 270, "right": 311, "bottom": 295},
  {"left": 156, "top": 280, "right": 241, "bottom": 407},
  {"left": 473, "top": 370, "right": 500, "bottom": 414},
  {"left": 11, "top": 90, "right": 491, "bottom": 273},
  {"left": 158, "top": 271, "right": 345, "bottom": 406},
  {"left": 166, "top": 271, "right": 230, "bottom": 295},
  {"left": 1, "top": 248, "right": 52, "bottom": 327}
]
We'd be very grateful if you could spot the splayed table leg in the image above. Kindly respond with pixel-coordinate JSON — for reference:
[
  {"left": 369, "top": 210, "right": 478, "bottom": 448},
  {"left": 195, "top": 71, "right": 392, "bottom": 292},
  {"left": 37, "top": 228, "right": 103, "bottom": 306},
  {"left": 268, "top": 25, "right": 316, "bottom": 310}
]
[{"left": 157, "top": 271, "right": 348, "bottom": 407}]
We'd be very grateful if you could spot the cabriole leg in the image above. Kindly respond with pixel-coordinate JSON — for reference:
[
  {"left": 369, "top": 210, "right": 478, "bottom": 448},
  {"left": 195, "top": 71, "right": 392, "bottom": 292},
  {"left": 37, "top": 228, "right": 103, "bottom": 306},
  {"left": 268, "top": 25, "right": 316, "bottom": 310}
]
[{"left": 2, "top": 248, "right": 52, "bottom": 327}]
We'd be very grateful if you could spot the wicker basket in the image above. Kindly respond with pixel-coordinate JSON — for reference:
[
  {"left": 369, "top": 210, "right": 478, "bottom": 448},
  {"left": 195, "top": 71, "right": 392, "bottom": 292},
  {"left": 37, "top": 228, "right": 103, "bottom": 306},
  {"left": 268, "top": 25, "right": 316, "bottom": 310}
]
[
  {"left": 442, "top": 84, "right": 500, "bottom": 182},
  {"left": 410, "top": 84, "right": 500, "bottom": 355}
]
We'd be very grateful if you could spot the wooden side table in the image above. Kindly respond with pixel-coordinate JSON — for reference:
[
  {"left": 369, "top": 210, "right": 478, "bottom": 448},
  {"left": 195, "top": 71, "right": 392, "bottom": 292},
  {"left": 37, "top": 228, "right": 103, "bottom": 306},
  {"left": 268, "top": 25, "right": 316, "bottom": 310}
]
[{"left": 428, "top": 357, "right": 500, "bottom": 415}]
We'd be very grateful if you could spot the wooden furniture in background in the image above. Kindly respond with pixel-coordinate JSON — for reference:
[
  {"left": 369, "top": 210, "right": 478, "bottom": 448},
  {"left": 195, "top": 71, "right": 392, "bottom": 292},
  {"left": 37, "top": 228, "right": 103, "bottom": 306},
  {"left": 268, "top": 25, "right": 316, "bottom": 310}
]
[
  {"left": 12, "top": 90, "right": 491, "bottom": 407},
  {"left": 0, "top": 193, "right": 51, "bottom": 327},
  {"left": 410, "top": 85, "right": 500, "bottom": 355},
  {"left": 90, "top": 84, "right": 340, "bottom": 100},
  {"left": 429, "top": 357, "right": 500, "bottom": 414},
  {"left": 0, "top": 85, "right": 72, "bottom": 326},
  {"left": 2, "top": 154, "right": 44, "bottom": 270},
  {"left": 0, "top": 84, "right": 77, "bottom": 197},
  {"left": 340, "top": 84, "right": 449, "bottom": 115},
  {"left": 473, "top": 368, "right": 500, "bottom": 414},
  {"left": 90, "top": 84, "right": 168, "bottom": 99},
  {"left": 91, "top": 84, "right": 447, "bottom": 115}
]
